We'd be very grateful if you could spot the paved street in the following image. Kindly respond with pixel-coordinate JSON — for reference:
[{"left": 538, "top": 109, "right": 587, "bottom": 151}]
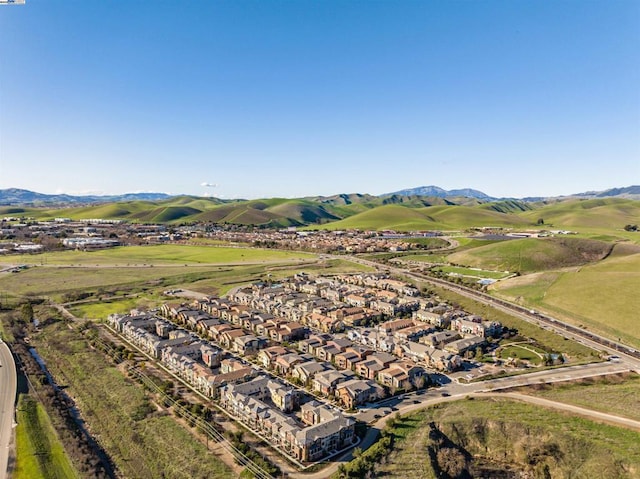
[
  {"left": 291, "top": 359, "right": 635, "bottom": 479},
  {"left": 0, "top": 341, "right": 17, "bottom": 479}
]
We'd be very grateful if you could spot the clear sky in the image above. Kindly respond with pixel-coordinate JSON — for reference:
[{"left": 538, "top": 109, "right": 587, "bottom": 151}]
[{"left": 0, "top": 1, "right": 638, "bottom": 199}]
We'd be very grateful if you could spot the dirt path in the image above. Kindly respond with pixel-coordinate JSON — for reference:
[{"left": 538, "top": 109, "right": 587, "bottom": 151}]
[
  {"left": 484, "top": 392, "right": 640, "bottom": 431},
  {"left": 290, "top": 390, "right": 640, "bottom": 478}
]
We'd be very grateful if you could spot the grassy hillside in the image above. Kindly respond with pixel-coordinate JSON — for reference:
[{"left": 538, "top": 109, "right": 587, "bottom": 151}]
[
  {"left": 321, "top": 203, "right": 535, "bottom": 231},
  {"left": 3, "top": 194, "right": 639, "bottom": 232},
  {"left": 321, "top": 204, "right": 449, "bottom": 231},
  {"left": 519, "top": 198, "right": 640, "bottom": 231},
  {"left": 492, "top": 246, "right": 640, "bottom": 348},
  {"left": 448, "top": 237, "right": 613, "bottom": 273},
  {"left": 342, "top": 398, "right": 640, "bottom": 479},
  {"left": 479, "top": 199, "right": 534, "bottom": 213},
  {"left": 427, "top": 204, "right": 531, "bottom": 228}
]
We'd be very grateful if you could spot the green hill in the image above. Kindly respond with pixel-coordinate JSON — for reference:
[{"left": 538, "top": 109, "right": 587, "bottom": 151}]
[
  {"left": 519, "top": 198, "right": 640, "bottom": 230},
  {"left": 266, "top": 201, "right": 340, "bottom": 224},
  {"left": 492, "top": 244, "right": 640, "bottom": 347},
  {"left": 3, "top": 194, "right": 638, "bottom": 232},
  {"left": 479, "top": 199, "right": 533, "bottom": 214},
  {"left": 427, "top": 205, "right": 531, "bottom": 228},
  {"left": 448, "top": 237, "right": 613, "bottom": 273},
  {"left": 322, "top": 204, "right": 448, "bottom": 231},
  {"left": 322, "top": 204, "right": 533, "bottom": 231}
]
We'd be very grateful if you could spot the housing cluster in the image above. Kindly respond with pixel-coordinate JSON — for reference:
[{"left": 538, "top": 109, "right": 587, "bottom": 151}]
[
  {"left": 206, "top": 228, "right": 442, "bottom": 253},
  {"left": 1, "top": 215, "right": 442, "bottom": 255},
  {"left": 106, "top": 272, "right": 502, "bottom": 464}
]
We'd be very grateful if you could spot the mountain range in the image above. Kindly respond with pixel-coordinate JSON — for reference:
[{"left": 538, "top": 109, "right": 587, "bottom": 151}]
[
  {"left": 0, "top": 185, "right": 638, "bottom": 233},
  {"left": 385, "top": 185, "right": 494, "bottom": 200},
  {"left": 0, "top": 188, "right": 172, "bottom": 206},
  {"left": 1, "top": 185, "right": 638, "bottom": 207}
]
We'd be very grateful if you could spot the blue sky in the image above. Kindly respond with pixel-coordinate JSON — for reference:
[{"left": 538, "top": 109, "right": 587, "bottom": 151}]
[{"left": 1, "top": 1, "right": 638, "bottom": 199}]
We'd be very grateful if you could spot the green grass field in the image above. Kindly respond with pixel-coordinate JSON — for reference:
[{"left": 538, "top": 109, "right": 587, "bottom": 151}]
[
  {"left": 498, "top": 344, "right": 544, "bottom": 365},
  {"left": 371, "top": 398, "right": 640, "bottom": 479},
  {"left": 2, "top": 244, "right": 314, "bottom": 266},
  {"left": 523, "top": 373, "right": 640, "bottom": 423},
  {"left": 13, "top": 394, "right": 79, "bottom": 479},
  {"left": 0, "top": 265, "right": 224, "bottom": 299},
  {"left": 31, "top": 321, "right": 235, "bottom": 479},
  {"left": 65, "top": 258, "right": 371, "bottom": 319},
  {"left": 492, "top": 250, "right": 640, "bottom": 348},
  {"left": 69, "top": 295, "right": 164, "bottom": 320}
]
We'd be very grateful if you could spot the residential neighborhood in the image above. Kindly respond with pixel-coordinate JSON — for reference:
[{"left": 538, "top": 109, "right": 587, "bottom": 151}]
[{"left": 106, "top": 271, "right": 503, "bottom": 465}]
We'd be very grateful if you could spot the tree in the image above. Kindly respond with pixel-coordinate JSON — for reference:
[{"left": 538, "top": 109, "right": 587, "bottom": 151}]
[
  {"left": 437, "top": 447, "right": 468, "bottom": 477},
  {"left": 21, "top": 302, "right": 34, "bottom": 324},
  {"left": 474, "top": 347, "right": 484, "bottom": 361},
  {"left": 537, "top": 218, "right": 545, "bottom": 225}
]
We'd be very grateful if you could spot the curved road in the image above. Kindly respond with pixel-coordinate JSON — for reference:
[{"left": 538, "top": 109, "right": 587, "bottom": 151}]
[{"left": 0, "top": 341, "right": 17, "bottom": 479}]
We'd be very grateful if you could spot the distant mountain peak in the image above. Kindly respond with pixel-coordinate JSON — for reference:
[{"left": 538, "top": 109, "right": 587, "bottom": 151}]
[
  {"left": 384, "top": 185, "right": 494, "bottom": 200},
  {"left": 573, "top": 185, "right": 640, "bottom": 199},
  {"left": 0, "top": 188, "right": 172, "bottom": 206}
]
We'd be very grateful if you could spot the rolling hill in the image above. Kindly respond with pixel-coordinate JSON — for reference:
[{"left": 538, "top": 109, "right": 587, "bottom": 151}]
[
  {"left": 1, "top": 188, "right": 638, "bottom": 233},
  {"left": 322, "top": 203, "right": 533, "bottom": 231},
  {"left": 518, "top": 198, "right": 640, "bottom": 230},
  {"left": 447, "top": 237, "right": 613, "bottom": 273}
]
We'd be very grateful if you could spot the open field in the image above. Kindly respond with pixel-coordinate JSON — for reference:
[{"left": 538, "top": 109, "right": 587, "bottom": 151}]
[
  {"left": 2, "top": 244, "right": 314, "bottom": 266},
  {"left": 492, "top": 250, "right": 640, "bottom": 349},
  {"left": 67, "top": 258, "right": 372, "bottom": 319},
  {"left": 13, "top": 394, "right": 79, "bottom": 479},
  {"left": 0, "top": 265, "right": 232, "bottom": 299},
  {"left": 30, "top": 321, "right": 235, "bottom": 479},
  {"left": 0, "top": 244, "right": 318, "bottom": 299},
  {"left": 0, "top": 245, "right": 316, "bottom": 300},
  {"left": 184, "top": 258, "right": 373, "bottom": 297},
  {"left": 370, "top": 397, "right": 640, "bottom": 479},
  {"left": 69, "top": 294, "right": 165, "bottom": 320},
  {"left": 515, "top": 373, "right": 640, "bottom": 423}
]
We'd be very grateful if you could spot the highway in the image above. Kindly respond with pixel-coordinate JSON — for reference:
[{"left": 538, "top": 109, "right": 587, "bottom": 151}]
[{"left": 0, "top": 341, "right": 17, "bottom": 479}]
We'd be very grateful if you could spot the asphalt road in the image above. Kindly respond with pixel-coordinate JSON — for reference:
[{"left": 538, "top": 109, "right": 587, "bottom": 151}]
[
  {"left": 291, "top": 360, "right": 635, "bottom": 479},
  {"left": 0, "top": 341, "right": 17, "bottom": 479}
]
